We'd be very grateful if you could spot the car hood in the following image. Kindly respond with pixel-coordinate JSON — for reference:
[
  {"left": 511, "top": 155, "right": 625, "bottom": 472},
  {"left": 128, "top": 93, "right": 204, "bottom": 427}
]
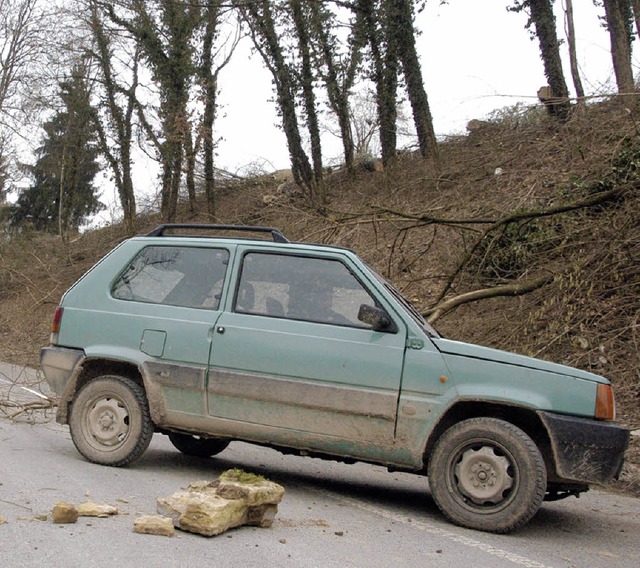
[{"left": 431, "top": 337, "right": 608, "bottom": 384}]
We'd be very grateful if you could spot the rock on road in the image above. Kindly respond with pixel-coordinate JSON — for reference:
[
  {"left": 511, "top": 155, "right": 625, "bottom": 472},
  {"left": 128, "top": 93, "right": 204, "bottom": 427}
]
[{"left": 1, "top": 363, "right": 639, "bottom": 568}]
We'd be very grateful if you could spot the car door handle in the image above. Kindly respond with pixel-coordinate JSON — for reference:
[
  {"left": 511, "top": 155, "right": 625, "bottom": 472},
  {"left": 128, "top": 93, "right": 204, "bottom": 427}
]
[{"left": 216, "top": 326, "right": 225, "bottom": 334}]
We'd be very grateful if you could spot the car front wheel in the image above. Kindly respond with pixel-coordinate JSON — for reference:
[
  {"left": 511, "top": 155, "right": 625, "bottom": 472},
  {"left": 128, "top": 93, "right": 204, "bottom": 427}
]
[
  {"left": 69, "top": 375, "right": 153, "bottom": 466},
  {"left": 427, "top": 417, "right": 547, "bottom": 533}
]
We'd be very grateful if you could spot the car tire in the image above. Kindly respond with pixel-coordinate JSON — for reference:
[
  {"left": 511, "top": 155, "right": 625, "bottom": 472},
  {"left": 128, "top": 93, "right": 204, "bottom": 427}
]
[
  {"left": 168, "top": 432, "right": 230, "bottom": 458},
  {"left": 427, "top": 417, "right": 546, "bottom": 533},
  {"left": 69, "top": 375, "right": 153, "bottom": 467}
]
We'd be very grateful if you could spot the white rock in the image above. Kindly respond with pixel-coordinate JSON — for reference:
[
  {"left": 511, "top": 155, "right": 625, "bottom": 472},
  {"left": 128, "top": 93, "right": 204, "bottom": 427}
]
[{"left": 156, "top": 470, "right": 285, "bottom": 537}]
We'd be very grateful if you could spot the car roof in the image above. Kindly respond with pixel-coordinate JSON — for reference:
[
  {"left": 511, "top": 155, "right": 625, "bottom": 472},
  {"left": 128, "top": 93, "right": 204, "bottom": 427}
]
[
  {"left": 144, "top": 223, "right": 290, "bottom": 243},
  {"left": 136, "top": 224, "right": 355, "bottom": 254}
]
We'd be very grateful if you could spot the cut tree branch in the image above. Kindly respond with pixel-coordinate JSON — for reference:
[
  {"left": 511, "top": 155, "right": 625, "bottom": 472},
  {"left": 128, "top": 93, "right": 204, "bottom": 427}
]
[{"left": 425, "top": 272, "right": 555, "bottom": 324}]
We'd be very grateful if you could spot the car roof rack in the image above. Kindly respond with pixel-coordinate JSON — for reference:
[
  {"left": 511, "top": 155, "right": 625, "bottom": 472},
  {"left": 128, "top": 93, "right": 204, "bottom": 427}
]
[{"left": 145, "top": 224, "right": 290, "bottom": 243}]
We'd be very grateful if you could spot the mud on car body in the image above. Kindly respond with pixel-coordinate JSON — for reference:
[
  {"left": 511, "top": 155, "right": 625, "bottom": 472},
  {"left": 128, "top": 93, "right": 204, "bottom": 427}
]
[{"left": 41, "top": 224, "right": 630, "bottom": 533}]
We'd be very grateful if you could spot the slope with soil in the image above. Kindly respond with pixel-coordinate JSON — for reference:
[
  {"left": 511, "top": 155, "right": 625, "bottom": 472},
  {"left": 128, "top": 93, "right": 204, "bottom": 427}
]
[{"left": 1, "top": 101, "right": 638, "bottom": 492}]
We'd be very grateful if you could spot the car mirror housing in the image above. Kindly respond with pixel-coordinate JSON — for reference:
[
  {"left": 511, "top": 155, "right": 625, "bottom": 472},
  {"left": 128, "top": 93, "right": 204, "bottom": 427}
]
[{"left": 357, "top": 304, "right": 394, "bottom": 332}]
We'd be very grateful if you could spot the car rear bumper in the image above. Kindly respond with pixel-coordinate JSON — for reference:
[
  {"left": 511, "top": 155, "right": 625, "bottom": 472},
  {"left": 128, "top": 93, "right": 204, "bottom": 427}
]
[
  {"left": 538, "top": 411, "right": 630, "bottom": 485},
  {"left": 40, "top": 346, "right": 84, "bottom": 396}
]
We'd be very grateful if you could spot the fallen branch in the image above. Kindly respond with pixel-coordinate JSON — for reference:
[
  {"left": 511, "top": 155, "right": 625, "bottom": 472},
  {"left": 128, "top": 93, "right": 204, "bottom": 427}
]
[
  {"left": 374, "top": 180, "right": 628, "bottom": 227},
  {"left": 431, "top": 184, "right": 630, "bottom": 304},
  {"left": 0, "top": 374, "right": 57, "bottom": 421},
  {"left": 425, "top": 273, "right": 555, "bottom": 324}
]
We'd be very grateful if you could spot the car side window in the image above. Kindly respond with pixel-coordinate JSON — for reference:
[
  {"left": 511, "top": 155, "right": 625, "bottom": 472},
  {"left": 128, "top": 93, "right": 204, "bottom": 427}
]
[
  {"left": 112, "top": 246, "right": 229, "bottom": 309},
  {"left": 235, "top": 252, "right": 377, "bottom": 328}
]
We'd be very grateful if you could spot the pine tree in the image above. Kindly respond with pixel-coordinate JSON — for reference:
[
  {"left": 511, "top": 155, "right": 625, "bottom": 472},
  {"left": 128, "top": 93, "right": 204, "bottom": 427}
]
[{"left": 10, "top": 67, "right": 103, "bottom": 235}]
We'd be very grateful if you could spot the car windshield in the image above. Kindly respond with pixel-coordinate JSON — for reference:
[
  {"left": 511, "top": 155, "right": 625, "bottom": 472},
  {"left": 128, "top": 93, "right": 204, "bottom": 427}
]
[{"left": 366, "top": 264, "right": 441, "bottom": 338}]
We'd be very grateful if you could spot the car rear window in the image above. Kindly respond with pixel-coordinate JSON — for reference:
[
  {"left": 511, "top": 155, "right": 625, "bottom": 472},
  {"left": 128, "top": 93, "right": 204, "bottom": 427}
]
[{"left": 112, "top": 246, "right": 229, "bottom": 309}]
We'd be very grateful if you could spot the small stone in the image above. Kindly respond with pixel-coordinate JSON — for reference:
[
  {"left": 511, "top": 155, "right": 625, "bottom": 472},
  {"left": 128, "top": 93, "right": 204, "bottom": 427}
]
[
  {"left": 0, "top": 515, "right": 6, "bottom": 525},
  {"left": 133, "top": 515, "right": 175, "bottom": 537},
  {"left": 77, "top": 502, "right": 118, "bottom": 518},
  {"left": 279, "top": 538, "right": 286, "bottom": 544},
  {"left": 576, "top": 336, "right": 589, "bottom": 350},
  {"left": 52, "top": 502, "right": 78, "bottom": 524},
  {"left": 35, "top": 514, "right": 48, "bottom": 522},
  {"left": 334, "top": 531, "right": 344, "bottom": 536}
]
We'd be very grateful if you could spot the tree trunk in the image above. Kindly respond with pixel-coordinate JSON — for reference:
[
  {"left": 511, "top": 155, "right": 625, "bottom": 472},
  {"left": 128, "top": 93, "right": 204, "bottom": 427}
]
[
  {"left": 564, "top": 0, "right": 585, "bottom": 100},
  {"left": 201, "top": 3, "right": 218, "bottom": 220},
  {"left": 166, "top": 132, "right": 184, "bottom": 222},
  {"left": 241, "top": 0, "right": 314, "bottom": 194},
  {"left": 357, "top": 0, "right": 397, "bottom": 166},
  {"left": 290, "top": 0, "right": 324, "bottom": 204},
  {"left": 528, "top": 0, "right": 571, "bottom": 119},
  {"left": 58, "top": 147, "right": 67, "bottom": 241},
  {"left": 391, "top": 0, "right": 439, "bottom": 165},
  {"left": 631, "top": 0, "right": 640, "bottom": 38},
  {"left": 603, "top": 0, "right": 635, "bottom": 95},
  {"left": 308, "top": 1, "right": 356, "bottom": 171},
  {"left": 184, "top": 123, "right": 197, "bottom": 215}
]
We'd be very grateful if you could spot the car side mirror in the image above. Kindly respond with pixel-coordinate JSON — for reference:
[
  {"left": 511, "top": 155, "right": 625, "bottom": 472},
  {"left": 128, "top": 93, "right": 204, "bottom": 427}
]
[{"left": 357, "top": 304, "right": 394, "bottom": 332}]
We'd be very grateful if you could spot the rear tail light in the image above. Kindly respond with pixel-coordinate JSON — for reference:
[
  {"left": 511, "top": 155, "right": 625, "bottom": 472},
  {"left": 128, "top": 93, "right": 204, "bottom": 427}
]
[
  {"left": 595, "top": 383, "right": 616, "bottom": 421},
  {"left": 50, "top": 306, "right": 64, "bottom": 343}
]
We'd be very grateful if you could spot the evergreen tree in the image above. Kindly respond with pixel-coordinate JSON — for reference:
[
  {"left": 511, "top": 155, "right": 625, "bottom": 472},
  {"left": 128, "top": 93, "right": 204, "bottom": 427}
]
[{"left": 10, "top": 67, "right": 103, "bottom": 235}]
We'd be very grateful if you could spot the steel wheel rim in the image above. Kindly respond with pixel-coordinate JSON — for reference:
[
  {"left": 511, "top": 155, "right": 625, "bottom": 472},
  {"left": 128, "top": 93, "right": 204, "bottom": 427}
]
[
  {"left": 447, "top": 437, "right": 519, "bottom": 514},
  {"left": 83, "top": 393, "right": 131, "bottom": 451}
]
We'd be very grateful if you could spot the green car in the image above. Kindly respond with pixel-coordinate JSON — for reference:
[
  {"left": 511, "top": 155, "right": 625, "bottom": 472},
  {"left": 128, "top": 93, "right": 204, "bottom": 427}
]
[{"left": 41, "top": 224, "right": 629, "bottom": 533}]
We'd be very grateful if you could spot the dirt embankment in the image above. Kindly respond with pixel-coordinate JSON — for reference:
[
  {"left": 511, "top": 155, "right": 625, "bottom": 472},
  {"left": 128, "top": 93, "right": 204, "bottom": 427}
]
[{"left": 1, "top": 101, "right": 638, "bottom": 492}]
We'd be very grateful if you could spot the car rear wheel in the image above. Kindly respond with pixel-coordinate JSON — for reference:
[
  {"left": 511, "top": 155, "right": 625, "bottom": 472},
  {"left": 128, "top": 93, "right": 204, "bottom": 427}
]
[
  {"left": 168, "top": 432, "right": 230, "bottom": 458},
  {"left": 69, "top": 375, "right": 153, "bottom": 466},
  {"left": 428, "top": 417, "right": 546, "bottom": 533}
]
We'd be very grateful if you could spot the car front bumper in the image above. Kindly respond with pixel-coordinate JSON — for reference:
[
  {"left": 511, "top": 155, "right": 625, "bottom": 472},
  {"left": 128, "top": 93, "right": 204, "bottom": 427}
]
[{"left": 538, "top": 411, "right": 630, "bottom": 485}]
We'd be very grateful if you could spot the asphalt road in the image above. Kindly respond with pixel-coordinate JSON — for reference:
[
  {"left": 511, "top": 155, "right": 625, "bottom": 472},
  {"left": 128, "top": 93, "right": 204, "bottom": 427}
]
[{"left": 1, "top": 363, "right": 639, "bottom": 568}]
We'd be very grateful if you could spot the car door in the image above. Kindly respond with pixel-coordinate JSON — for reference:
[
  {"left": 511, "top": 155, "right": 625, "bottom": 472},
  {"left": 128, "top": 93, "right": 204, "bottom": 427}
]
[{"left": 206, "top": 249, "right": 407, "bottom": 457}]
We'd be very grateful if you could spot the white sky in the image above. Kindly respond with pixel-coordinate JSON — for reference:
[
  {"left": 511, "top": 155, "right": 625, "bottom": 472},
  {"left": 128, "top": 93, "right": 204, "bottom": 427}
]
[{"left": 212, "top": 1, "right": 617, "bottom": 173}]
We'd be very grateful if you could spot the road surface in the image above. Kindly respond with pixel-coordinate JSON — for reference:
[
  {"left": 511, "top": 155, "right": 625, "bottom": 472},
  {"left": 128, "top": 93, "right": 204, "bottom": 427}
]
[{"left": 1, "top": 362, "right": 639, "bottom": 568}]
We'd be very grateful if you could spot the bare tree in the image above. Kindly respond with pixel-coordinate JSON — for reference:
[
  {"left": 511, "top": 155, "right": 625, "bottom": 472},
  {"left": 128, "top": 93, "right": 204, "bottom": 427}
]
[
  {"left": 348, "top": 0, "right": 437, "bottom": 166},
  {"left": 0, "top": 0, "right": 61, "bottom": 196},
  {"left": 197, "top": 3, "right": 238, "bottom": 219},
  {"left": 388, "top": 0, "right": 439, "bottom": 164},
  {"left": 238, "top": 0, "right": 315, "bottom": 198},
  {"left": 100, "top": 1, "right": 238, "bottom": 221},
  {"left": 85, "top": 0, "right": 140, "bottom": 234},
  {"left": 105, "top": 1, "right": 203, "bottom": 222},
  {"left": 307, "top": 0, "right": 359, "bottom": 172},
  {"left": 602, "top": 0, "right": 635, "bottom": 96},
  {"left": 509, "top": 0, "right": 571, "bottom": 118},
  {"left": 289, "top": 0, "right": 325, "bottom": 204},
  {"left": 350, "top": 91, "right": 380, "bottom": 160},
  {"left": 354, "top": 0, "right": 398, "bottom": 166}
]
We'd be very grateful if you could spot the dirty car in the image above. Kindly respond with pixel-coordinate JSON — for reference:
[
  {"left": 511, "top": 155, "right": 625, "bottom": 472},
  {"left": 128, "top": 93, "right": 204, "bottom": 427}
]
[{"left": 41, "top": 224, "right": 630, "bottom": 533}]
